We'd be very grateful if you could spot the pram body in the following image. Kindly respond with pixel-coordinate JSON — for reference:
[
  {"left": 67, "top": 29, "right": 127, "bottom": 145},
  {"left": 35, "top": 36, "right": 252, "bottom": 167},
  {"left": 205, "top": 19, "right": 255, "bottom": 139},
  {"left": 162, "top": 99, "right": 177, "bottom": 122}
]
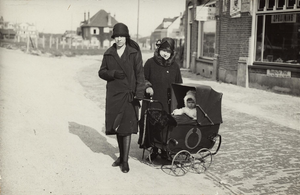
[{"left": 140, "top": 83, "right": 223, "bottom": 176}]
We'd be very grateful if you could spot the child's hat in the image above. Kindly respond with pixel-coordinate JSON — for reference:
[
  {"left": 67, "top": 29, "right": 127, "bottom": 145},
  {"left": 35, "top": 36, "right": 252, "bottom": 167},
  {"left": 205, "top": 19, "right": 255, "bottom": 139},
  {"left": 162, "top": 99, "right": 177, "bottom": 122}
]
[{"left": 184, "top": 90, "right": 196, "bottom": 106}]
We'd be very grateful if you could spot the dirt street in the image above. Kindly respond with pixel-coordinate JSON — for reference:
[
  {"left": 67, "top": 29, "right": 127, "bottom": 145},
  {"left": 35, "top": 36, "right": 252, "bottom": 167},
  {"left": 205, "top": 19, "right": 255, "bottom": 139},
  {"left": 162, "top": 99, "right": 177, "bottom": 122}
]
[{"left": 0, "top": 48, "right": 299, "bottom": 195}]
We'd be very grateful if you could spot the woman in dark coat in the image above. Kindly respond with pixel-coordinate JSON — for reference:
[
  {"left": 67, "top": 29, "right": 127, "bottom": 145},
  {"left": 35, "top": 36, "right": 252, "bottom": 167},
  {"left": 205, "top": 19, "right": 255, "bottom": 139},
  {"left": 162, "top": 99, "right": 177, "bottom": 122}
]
[
  {"left": 98, "top": 23, "right": 145, "bottom": 173},
  {"left": 138, "top": 37, "right": 183, "bottom": 160}
]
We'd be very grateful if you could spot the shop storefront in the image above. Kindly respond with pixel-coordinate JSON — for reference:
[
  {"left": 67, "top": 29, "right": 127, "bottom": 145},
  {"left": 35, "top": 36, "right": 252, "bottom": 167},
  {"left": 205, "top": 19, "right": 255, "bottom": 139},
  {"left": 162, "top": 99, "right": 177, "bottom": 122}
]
[
  {"left": 184, "top": 0, "right": 300, "bottom": 95},
  {"left": 249, "top": 0, "right": 300, "bottom": 95}
]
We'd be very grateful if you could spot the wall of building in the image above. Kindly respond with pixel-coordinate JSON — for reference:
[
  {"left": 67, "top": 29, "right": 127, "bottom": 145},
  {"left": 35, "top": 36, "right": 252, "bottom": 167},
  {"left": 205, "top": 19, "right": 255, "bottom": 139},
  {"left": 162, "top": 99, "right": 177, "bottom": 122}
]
[
  {"left": 248, "top": 66, "right": 300, "bottom": 95},
  {"left": 184, "top": 0, "right": 198, "bottom": 68},
  {"left": 218, "top": 1, "right": 252, "bottom": 84}
]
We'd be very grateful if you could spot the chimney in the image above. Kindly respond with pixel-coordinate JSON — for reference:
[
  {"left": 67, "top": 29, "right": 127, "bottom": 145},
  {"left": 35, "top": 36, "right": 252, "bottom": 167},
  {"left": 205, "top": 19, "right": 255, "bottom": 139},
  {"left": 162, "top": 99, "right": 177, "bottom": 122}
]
[
  {"left": 84, "top": 12, "right": 86, "bottom": 21},
  {"left": 88, "top": 11, "right": 90, "bottom": 23},
  {"left": 108, "top": 12, "right": 111, "bottom": 26}
]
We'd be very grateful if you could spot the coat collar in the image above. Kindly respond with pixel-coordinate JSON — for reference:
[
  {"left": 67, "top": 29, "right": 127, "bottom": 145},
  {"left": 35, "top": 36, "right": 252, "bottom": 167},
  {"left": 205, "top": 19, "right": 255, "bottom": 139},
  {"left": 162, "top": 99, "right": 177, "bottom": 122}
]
[
  {"left": 104, "top": 43, "right": 138, "bottom": 56},
  {"left": 104, "top": 43, "right": 138, "bottom": 80},
  {"left": 153, "top": 49, "right": 176, "bottom": 67}
]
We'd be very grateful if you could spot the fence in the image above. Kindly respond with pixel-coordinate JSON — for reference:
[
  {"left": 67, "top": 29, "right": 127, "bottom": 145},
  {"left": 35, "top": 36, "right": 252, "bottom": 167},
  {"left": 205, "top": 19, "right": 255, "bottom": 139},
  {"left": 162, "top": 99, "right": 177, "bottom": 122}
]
[{"left": 13, "top": 35, "right": 107, "bottom": 56}]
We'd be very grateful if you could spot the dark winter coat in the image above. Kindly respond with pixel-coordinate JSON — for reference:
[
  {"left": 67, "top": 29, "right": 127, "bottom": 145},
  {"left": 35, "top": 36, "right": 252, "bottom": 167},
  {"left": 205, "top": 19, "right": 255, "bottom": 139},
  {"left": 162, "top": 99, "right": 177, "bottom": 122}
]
[
  {"left": 98, "top": 43, "right": 145, "bottom": 135},
  {"left": 138, "top": 49, "right": 182, "bottom": 148},
  {"left": 143, "top": 50, "right": 183, "bottom": 113}
]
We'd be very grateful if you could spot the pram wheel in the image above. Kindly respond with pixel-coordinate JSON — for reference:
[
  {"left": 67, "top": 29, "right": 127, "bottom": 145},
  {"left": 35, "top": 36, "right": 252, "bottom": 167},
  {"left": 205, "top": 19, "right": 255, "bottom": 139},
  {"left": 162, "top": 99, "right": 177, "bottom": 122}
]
[
  {"left": 171, "top": 150, "right": 193, "bottom": 176},
  {"left": 191, "top": 148, "right": 212, "bottom": 173}
]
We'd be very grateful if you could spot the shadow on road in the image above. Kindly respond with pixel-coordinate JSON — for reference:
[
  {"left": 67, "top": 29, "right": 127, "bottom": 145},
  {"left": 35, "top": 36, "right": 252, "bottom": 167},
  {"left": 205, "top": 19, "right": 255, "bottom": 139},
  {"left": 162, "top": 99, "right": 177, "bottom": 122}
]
[{"left": 68, "top": 121, "right": 117, "bottom": 160}]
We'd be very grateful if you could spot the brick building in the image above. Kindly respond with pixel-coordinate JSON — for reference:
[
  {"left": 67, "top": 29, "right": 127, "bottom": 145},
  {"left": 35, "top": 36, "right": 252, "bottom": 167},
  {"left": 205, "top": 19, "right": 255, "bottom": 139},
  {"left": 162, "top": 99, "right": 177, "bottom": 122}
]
[
  {"left": 184, "top": 0, "right": 300, "bottom": 96},
  {"left": 79, "top": 10, "right": 118, "bottom": 48}
]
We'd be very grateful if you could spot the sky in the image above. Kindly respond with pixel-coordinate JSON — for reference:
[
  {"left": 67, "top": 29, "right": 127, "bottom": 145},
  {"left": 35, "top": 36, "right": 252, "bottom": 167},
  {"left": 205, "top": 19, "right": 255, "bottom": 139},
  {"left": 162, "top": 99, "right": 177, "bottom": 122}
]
[{"left": 0, "top": 0, "right": 185, "bottom": 37}]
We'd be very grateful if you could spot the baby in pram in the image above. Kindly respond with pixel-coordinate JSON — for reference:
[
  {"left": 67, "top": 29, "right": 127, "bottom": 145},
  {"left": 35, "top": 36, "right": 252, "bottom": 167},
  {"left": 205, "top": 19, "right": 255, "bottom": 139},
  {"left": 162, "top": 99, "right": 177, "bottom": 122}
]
[{"left": 172, "top": 90, "right": 197, "bottom": 120}]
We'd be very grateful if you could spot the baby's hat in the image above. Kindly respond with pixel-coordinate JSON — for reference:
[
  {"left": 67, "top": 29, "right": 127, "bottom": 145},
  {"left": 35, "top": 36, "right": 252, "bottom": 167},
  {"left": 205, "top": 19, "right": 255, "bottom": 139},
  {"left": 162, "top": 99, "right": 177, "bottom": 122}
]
[{"left": 184, "top": 90, "right": 196, "bottom": 107}]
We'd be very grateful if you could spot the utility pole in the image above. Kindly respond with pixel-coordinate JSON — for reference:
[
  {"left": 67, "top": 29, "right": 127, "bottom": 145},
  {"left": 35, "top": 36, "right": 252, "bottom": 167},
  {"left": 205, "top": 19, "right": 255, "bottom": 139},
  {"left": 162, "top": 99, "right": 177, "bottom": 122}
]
[{"left": 137, "top": 0, "right": 140, "bottom": 43}]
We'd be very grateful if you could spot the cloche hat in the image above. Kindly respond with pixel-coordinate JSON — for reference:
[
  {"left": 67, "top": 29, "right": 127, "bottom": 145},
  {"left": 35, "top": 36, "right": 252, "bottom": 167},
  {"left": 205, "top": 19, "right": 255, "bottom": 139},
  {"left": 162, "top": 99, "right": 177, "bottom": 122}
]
[
  {"left": 111, "top": 23, "right": 130, "bottom": 38},
  {"left": 156, "top": 37, "right": 175, "bottom": 52}
]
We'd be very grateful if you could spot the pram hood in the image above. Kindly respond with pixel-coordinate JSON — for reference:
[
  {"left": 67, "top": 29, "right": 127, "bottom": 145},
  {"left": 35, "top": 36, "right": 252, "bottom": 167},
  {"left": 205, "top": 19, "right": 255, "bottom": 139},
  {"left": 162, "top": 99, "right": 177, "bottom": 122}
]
[{"left": 171, "top": 83, "right": 223, "bottom": 126}]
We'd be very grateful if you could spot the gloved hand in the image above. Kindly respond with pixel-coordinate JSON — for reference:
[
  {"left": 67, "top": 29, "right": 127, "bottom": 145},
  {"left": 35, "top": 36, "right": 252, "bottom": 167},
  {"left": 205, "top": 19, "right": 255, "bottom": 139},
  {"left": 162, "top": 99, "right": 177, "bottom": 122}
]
[
  {"left": 146, "top": 87, "right": 154, "bottom": 96},
  {"left": 114, "top": 70, "right": 126, "bottom": 79}
]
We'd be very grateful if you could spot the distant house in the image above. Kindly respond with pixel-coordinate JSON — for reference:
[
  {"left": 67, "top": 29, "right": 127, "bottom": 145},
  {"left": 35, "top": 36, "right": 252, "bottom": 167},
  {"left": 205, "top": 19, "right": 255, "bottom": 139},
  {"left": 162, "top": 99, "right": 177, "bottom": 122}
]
[
  {"left": 79, "top": 10, "right": 118, "bottom": 48},
  {"left": 0, "top": 28, "right": 16, "bottom": 39},
  {"left": 151, "top": 17, "right": 177, "bottom": 48},
  {"left": 150, "top": 13, "right": 185, "bottom": 50},
  {"left": 0, "top": 16, "right": 17, "bottom": 39},
  {"left": 16, "top": 22, "right": 38, "bottom": 39}
]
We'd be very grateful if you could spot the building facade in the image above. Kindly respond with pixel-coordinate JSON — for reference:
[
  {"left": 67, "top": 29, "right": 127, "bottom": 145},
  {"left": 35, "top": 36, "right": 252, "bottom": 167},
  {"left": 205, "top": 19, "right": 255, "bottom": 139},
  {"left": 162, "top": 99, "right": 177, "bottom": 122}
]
[
  {"left": 16, "top": 22, "right": 38, "bottom": 39},
  {"left": 79, "top": 10, "right": 118, "bottom": 48},
  {"left": 185, "top": 0, "right": 300, "bottom": 96},
  {"left": 150, "top": 17, "right": 178, "bottom": 49}
]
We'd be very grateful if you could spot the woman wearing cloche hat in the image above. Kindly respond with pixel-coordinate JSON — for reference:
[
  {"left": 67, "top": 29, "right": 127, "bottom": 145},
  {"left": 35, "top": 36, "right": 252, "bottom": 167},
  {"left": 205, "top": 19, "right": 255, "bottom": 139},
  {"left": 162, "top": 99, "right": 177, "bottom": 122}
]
[
  {"left": 138, "top": 37, "right": 183, "bottom": 161},
  {"left": 98, "top": 23, "right": 146, "bottom": 173}
]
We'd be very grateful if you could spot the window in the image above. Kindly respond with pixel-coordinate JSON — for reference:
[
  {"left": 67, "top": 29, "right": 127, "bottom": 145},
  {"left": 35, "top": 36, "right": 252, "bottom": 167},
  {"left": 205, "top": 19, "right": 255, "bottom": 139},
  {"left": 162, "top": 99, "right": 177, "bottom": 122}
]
[
  {"left": 90, "top": 28, "right": 99, "bottom": 35},
  {"left": 197, "top": 1, "right": 216, "bottom": 59},
  {"left": 203, "top": 20, "right": 216, "bottom": 58},
  {"left": 103, "top": 27, "right": 110, "bottom": 33},
  {"left": 255, "top": 0, "right": 300, "bottom": 64}
]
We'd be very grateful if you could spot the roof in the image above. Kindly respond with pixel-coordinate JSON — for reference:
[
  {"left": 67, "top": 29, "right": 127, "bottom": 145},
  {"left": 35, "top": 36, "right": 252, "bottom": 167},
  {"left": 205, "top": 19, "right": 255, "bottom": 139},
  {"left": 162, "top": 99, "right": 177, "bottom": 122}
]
[
  {"left": 81, "top": 9, "right": 118, "bottom": 28},
  {"left": 154, "top": 17, "right": 178, "bottom": 30}
]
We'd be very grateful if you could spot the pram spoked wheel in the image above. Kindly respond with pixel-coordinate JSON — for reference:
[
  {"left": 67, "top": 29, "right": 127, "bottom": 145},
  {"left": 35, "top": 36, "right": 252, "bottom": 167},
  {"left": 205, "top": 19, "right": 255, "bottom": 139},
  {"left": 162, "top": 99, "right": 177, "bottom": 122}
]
[
  {"left": 191, "top": 148, "right": 212, "bottom": 173},
  {"left": 171, "top": 150, "right": 193, "bottom": 176}
]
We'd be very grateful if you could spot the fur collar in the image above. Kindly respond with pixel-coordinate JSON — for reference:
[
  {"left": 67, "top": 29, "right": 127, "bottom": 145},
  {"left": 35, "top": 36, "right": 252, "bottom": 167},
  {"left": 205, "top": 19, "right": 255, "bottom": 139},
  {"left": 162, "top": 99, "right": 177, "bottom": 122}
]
[{"left": 153, "top": 49, "right": 176, "bottom": 67}]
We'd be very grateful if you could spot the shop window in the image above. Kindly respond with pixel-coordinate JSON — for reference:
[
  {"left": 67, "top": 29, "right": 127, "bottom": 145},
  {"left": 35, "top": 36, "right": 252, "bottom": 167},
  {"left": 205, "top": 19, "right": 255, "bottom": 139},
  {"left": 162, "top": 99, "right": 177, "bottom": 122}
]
[
  {"left": 255, "top": 13, "right": 300, "bottom": 64},
  {"left": 268, "top": 0, "right": 275, "bottom": 10},
  {"left": 197, "top": 1, "right": 216, "bottom": 59},
  {"left": 202, "top": 20, "right": 216, "bottom": 58},
  {"left": 287, "top": 0, "right": 296, "bottom": 8},
  {"left": 277, "top": 0, "right": 285, "bottom": 9},
  {"left": 259, "top": 0, "right": 298, "bottom": 10},
  {"left": 258, "top": 0, "right": 266, "bottom": 10},
  {"left": 256, "top": 0, "right": 300, "bottom": 64}
]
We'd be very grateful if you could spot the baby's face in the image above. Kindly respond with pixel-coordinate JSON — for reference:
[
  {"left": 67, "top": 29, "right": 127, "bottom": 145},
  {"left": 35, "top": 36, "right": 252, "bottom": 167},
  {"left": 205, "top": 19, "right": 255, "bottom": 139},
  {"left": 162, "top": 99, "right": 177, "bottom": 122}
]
[{"left": 187, "top": 100, "right": 196, "bottom": 109}]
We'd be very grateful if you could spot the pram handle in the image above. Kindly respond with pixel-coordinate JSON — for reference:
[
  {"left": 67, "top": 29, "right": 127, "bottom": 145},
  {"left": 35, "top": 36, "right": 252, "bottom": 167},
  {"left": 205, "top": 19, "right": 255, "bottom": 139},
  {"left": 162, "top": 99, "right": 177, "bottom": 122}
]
[
  {"left": 142, "top": 97, "right": 164, "bottom": 110},
  {"left": 142, "top": 98, "right": 158, "bottom": 103}
]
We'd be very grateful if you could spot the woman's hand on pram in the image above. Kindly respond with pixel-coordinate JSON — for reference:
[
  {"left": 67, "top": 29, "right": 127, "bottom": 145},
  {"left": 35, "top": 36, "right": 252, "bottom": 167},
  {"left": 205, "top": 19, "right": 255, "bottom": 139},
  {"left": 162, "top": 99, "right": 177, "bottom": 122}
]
[{"left": 146, "top": 87, "right": 154, "bottom": 96}]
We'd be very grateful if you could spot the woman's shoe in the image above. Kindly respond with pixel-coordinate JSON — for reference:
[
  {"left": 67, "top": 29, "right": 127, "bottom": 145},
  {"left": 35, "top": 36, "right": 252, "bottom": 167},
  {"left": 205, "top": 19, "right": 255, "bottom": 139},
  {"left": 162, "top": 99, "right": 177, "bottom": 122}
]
[
  {"left": 112, "top": 157, "right": 122, "bottom": 167},
  {"left": 121, "top": 162, "right": 130, "bottom": 173}
]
